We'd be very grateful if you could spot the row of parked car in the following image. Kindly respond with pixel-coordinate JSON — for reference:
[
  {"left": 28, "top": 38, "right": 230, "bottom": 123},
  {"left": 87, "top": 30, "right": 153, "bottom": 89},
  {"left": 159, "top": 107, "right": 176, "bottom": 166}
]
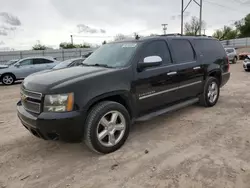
[
  {"left": 0, "top": 52, "right": 92, "bottom": 85},
  {"left": 224, "top": 47, "right": 250, "bottom": 71}
]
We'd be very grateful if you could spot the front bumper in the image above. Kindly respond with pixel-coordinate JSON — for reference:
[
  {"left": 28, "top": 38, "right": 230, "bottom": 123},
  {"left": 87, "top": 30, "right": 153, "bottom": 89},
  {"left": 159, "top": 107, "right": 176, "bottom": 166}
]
[
  {"left": 17, "top": 101, "right": 85, "bottom": 142},
  {"left": 243, "top": 62, "right": 250, "bottom": 70},
  {"left": 221, "top": 72, "right": 230, "bottom": 87}
]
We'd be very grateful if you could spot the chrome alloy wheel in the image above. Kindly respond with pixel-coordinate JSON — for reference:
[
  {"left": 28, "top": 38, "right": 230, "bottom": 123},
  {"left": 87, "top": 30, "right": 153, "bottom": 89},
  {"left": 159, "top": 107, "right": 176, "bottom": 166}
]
[
  {"left": 2, "top": 75, "right": 14, "bottom": 85},
  {"left": 208, "top": 81, "right": 218, "bottom": 103},
  {"left": 97, "top": 111, "right": 126, "bottom": 147}
]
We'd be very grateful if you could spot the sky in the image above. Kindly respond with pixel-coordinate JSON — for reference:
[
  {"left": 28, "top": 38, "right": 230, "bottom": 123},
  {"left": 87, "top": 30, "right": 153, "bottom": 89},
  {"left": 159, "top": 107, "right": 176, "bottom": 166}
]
[{"left": 0, "top": 0, "right": 249, "bottom": 51}]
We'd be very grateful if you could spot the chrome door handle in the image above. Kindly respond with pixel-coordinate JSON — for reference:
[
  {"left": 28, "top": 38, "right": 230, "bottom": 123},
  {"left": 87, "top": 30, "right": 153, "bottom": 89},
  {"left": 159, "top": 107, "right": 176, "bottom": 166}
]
[
  {"left": 193, "top": 66, "right": 201, "bottom": 70},
  {"left": 167, "top": 72, "right": 177, "bottom": 76}
]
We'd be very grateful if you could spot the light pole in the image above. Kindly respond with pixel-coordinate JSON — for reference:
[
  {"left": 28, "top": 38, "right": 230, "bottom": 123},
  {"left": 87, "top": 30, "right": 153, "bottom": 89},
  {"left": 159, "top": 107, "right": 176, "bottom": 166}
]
[
  {"left": 161, "top": 24, "right": 168, "bottom": 35},
  {"left": 70, "top": 35, "right": 73, "bottom": 45}
]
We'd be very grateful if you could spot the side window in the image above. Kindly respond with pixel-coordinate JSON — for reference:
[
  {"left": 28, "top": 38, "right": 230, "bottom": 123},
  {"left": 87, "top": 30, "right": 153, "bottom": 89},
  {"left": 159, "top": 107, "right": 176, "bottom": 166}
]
[
  {"left": 20, "top": 59, "right": 33, "bottom": 66},
  {"left": 33, "top": 58, "right": 44, "bottom": 65},
  {"left": 141, "top": 40, "right": 171, "bottom": 65},
  {"left": 43, "top": 59, "right": 54, "bottom": 63},
  {"left": 194, "top": 39, "right": 225, "bottom": 59},
  {"left": 171, "top": 39, "right": 195, "bottom": 63}
]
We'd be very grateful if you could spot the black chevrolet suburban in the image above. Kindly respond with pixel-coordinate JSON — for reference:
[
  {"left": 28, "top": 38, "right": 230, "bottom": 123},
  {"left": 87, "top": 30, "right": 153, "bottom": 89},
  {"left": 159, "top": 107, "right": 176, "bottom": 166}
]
[{"left": 17, "top": 35, "right": 230, "bottom": 154}]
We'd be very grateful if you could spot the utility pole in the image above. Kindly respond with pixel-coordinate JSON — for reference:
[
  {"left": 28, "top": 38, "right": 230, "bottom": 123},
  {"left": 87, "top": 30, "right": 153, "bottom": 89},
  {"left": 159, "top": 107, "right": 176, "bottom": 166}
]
[
  {"left": 70, "top": 35, "right": 73, "bottom": 45},
  {"left": 181, "top": 0, "right": 184, "bottom": 35},
  {"left": 161, "top": 24, "right": 168, "bottom": 35},
  {"left": 199, "top": 0, "right": 203, "bottom": 35},
  {"left": 181, "top": 0, "right": 203, "bottom": 35}
]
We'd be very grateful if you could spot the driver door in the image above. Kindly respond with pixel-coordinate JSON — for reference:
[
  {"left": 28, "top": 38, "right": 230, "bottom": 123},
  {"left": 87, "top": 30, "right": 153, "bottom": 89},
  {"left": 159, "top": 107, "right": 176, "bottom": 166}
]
[
  {"left": 14, "top": 59, "right": 34, "bottom": 79},
  {"left": 134, "top": 40, "right": 180, "bottom": 114}
]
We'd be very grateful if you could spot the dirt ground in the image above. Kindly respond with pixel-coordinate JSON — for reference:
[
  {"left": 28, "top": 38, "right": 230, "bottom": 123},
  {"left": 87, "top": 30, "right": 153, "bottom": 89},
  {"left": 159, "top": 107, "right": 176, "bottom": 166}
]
[{"left": 1, "top": 62, "right": 250, "bottom": 188}]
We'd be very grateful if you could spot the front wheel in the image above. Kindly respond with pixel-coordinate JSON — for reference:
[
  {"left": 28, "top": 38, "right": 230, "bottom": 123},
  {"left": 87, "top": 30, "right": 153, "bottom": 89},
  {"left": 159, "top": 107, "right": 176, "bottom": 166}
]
[
  {"left": 199, "top": 77, "right": 220, "bottom": 107},
  {"left": 1, "top": 74, "right": 15, "bottom": 85},
  {"left": 84, "top": 101, "right": 130, "bottom": 154}
]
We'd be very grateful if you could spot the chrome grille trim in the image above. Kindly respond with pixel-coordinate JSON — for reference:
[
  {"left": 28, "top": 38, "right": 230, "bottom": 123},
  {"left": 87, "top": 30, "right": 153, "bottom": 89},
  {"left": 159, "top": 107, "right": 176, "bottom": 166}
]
[
  {"left": 21, "top": 88, "right": 42, "bottom": 114},
  {"left": 20, "top": 88, "right": 42, "bottom": 100}
]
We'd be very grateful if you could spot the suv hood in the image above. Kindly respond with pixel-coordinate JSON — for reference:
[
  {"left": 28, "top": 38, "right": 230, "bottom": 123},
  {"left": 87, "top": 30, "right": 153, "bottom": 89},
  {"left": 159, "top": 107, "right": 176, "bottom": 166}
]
[{"left": 23, "top": 66, "right": 113, "bottom": 92}]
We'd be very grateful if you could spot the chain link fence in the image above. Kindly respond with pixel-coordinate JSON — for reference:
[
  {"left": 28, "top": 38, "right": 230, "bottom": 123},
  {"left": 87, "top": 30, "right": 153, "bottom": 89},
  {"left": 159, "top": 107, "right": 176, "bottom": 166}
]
[{"left": 0, "top": 48, "right": 96, "bottom": 64}]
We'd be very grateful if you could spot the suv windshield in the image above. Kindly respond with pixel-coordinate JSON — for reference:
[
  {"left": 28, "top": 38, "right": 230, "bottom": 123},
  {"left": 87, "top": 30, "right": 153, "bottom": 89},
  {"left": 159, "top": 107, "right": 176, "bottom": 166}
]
[
  {"left": 225, "top": 49, "right": 234, "bottom": 53},
  {"left": 83, "top": 42, "right": 139, "bottom": 68}
]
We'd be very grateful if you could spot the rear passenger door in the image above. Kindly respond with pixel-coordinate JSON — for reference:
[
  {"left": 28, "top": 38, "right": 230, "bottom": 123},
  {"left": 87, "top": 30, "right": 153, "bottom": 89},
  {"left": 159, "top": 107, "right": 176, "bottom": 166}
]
[
  {"left": 168, "top": 39, "right": 204, "bottom": 100},
  {"left": 33, "top": 58, "right": 55, "bottom": 72},
  {"left": 134, "top": 40, "right": 180, "bottom": 114}
]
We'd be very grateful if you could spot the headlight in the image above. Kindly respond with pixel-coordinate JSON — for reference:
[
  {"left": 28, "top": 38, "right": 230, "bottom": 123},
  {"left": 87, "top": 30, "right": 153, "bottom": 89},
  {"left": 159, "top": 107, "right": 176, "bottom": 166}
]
[{"left": 44, "top": 93, "right": 74, "bottom": 112}]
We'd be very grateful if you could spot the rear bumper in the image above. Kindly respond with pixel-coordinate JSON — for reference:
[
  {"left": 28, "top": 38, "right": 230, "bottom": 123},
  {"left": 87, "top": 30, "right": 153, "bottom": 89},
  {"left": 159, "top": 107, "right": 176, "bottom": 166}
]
[
  {"left": 221, "top": 72, "right": 230, "bottom": 87},
  {"left": 17, "top": 101, "right": 85, "bottom": 142}
]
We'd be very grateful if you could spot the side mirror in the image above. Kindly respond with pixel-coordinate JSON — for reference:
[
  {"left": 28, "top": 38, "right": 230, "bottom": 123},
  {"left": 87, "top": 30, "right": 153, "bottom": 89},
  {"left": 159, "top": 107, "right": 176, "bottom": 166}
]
[
  {"left": 15, "top": 62, "right": 20, "bottom": 67},
  {"left": 138, "top": 56, "right": 162, "bottom": 71}
]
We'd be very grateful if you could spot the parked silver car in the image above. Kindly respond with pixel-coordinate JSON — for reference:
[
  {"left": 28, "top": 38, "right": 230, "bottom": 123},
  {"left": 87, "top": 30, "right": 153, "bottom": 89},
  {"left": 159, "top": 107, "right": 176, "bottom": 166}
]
[
  {"left": 225, "top": 48, "right": 238, "bottom": 64},
  {"left": 0, "top": 57, "right": 58, "bottom": 85}
]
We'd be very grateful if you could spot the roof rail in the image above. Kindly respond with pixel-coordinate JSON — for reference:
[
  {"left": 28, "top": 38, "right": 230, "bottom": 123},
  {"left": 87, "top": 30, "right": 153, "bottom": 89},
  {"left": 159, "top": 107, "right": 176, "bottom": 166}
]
[{"left": 160, "top": 33, "right": 182, "bottom": 36}]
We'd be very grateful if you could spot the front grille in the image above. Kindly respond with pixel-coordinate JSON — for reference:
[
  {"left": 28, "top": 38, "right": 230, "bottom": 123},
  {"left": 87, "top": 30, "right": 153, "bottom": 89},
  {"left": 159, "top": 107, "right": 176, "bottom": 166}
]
[{"left": 21, "top": 88, "right": 42, "bottom": 114}]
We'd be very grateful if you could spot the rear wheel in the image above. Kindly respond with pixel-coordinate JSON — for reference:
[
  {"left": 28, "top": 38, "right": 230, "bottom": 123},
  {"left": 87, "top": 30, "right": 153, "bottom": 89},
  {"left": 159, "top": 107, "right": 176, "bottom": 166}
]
[
  {"left": 199, "top": 77, "right": 220, "bottom": 107},
  {"left": 1, "top": 74, "right": 15, "bottom": 85},
  {"left": 233, "top": 57, "right": 237, "bottom": 64},
  {"left": 84, "top": 101, "right": 130, "bottom": 154}
]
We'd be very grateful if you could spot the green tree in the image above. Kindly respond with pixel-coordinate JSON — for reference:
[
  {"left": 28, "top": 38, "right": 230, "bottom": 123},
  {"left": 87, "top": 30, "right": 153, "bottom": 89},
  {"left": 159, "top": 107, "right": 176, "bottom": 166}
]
[
  {"left": 212, "top": 26, "right": 238, "bottom": 40},
  {"left": 59, "top": 42, "right": 91, "bottom": 49},
  {"left": 235, "top": 13, "right": 250, "bottom": 37},
  {"left": 32, "top": 44, "right": 47, "bottom": 50},
  {"left": 184, "top": 16, "right": 206, "bottom": 36},
  {"left": 114, "top": 34, "right": 127, "bottom": 41}
]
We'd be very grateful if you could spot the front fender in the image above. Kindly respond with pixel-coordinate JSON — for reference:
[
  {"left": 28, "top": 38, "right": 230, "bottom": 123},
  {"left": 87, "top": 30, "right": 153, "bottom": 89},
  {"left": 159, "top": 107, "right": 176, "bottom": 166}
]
[{"left": 83, "top": 90, "right": 136, "bottom": 118}]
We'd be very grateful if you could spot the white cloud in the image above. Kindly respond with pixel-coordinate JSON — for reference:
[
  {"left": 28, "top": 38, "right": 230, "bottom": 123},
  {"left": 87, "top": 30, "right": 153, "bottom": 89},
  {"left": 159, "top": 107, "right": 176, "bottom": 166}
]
[{"left": 0, "top": 0, "right": 249, "bottom": 50}]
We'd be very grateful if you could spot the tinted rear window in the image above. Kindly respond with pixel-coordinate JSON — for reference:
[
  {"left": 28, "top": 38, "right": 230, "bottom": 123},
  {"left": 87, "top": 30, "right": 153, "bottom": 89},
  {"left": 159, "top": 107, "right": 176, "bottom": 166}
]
[
  {"left": 194, "top": 39, "right": 225, "bottom": 58},
  {"left": 170, "top": 39, "right": 195, "bottom": 63}
]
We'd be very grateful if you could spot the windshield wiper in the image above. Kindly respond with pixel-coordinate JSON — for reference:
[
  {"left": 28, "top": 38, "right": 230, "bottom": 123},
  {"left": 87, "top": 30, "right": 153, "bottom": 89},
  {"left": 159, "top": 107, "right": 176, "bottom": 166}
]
[{"left": 81, "top": 63, "right": 113, "bottom": 68}]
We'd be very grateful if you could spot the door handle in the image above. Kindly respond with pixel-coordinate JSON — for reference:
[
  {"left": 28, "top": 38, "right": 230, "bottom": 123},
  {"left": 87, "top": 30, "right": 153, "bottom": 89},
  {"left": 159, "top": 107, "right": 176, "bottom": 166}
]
[
  {"left": 193, "top": 66, "right": 201, "bottom": 70},
  {"left": 167, "top": 72, "right": 177, "bottom": 76}
]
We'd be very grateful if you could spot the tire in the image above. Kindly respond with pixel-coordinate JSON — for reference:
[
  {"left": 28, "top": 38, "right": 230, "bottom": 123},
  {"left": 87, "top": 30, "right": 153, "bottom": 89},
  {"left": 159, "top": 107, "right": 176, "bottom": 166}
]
[
  {"left": 84, "top": 101, "right": 130, "bottom": 154},
  {"left": 1, "top": 74, "right": 15, "bottom": 85},
  {"left": 245, "top": 69, "right": 250, "bottom": 72},
  {"left": 199, "top": 77, "right": 220, "bottom": 107},
  {"left": 233, "top": 57, "right": 237, "bottom": 64}
]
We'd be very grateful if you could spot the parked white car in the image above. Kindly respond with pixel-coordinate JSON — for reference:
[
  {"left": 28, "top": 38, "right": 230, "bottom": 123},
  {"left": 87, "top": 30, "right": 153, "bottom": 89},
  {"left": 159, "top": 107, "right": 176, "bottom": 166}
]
[
  {"left": 243, "top": 55, "right": 250, "bottom": 72},
  {"left": 0, "top": 57, "right": 59, "bottom": 85}
]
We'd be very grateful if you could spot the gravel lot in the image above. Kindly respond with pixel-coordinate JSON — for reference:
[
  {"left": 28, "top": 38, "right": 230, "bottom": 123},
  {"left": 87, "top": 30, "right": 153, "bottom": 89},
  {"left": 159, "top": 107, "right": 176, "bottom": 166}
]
[{"left": 1, "top": 62, "right": 250, "bottom": 188}]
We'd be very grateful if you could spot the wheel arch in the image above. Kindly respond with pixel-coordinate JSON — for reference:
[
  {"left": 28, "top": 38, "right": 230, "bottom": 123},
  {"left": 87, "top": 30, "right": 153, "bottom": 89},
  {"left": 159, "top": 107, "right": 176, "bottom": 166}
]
[
  {"left": 0, "top": 72, "right": 16, "bottom": 80},
  {"left": 208, "top": 70, "right": 222, "bottom": 86},
  {"left": 85, "top": 91, "right": 135, "bottom": 119}
]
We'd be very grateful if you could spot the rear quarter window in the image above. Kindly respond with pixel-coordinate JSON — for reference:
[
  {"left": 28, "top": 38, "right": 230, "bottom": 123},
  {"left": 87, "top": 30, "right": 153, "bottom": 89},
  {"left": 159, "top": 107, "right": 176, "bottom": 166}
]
[{"left": 194, "top": 39, "right": 226, "bottom": 59}]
